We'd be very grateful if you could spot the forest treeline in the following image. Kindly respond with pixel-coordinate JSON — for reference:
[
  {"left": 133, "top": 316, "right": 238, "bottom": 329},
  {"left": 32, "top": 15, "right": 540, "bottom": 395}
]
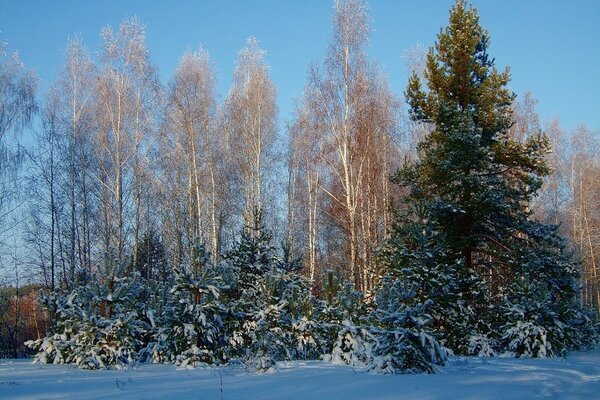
[{"left": 0, "top": 0, "right": 599, "bottom": 368}]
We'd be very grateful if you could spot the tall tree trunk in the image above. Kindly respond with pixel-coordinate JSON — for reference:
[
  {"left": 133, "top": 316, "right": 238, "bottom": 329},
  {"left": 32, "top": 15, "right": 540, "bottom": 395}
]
[
  {"left": 209, "top": 164, "right": 219, "bottom": 263},
  {"left": 49, "top": 136, "right": 56, "bottom": 291}
]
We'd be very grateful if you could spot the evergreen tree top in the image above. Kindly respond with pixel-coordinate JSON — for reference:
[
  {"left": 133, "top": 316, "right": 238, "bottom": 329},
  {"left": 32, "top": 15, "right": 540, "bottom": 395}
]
[
  {"left": 407, "top": 0, "right": 513, "bottom": 140},
  {"left": 400, "top": 0, "right": 551, "bottom": 272}
]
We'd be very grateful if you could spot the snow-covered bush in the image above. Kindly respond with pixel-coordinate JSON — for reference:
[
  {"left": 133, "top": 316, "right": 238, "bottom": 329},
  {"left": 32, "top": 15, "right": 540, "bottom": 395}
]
[
  {"left": 219, "top": 209, "right": 317, "bottom": 371},
  {"left": 290, "top": 317, "right": 320, "bottom": 360},
  {"left": 324, "top": 319, "right": 373, "bottom": 367},
  {"left": 27, "top": 272, "right": 153, "bottom": 369},
  {"left": 315, "top": 274, "right": 366, "bottom": 357},
  {"left": 566, "top": 308, "right": 600, "bottom": 351},
  {"left": 156, "top": 261, "right": 225, "bottom": 367},
  {"left": 467, "top": 333, "right": 496, "bottom": 357},
  {"left": 502, "top": 320, "right": 553, "bottom": 359},
  {"left": 25, "top": 291, "right": 78, "bottom": 365},
  {"left": 367, "top": 276, "right": 447, "bottom": 374},
  {"left": 500, "top": 280, "right": 564, "bottom": 358}
]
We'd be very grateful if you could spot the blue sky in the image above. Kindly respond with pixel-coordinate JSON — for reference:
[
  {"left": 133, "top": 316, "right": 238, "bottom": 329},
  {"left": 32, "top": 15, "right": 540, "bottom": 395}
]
[{"left": 1, "top": 0, "right": 599, "bottom": 132}]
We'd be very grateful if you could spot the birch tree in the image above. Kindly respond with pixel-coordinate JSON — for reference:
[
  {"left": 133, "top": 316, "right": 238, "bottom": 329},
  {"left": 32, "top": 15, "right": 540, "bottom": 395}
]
[
  {"left": 25, "top": 94, "right": 63, "bottom": 290},
  {"left": 163, "top": 48, "right": 223, "bottom": 263},
  {"left": 288, "top": 89, "right": 326, "bottom": 285},
  {"left": 569, "top": 125, "right": 600, "bottom": 311},
  {"left": 224, "top": 37, "right": 277, "bottom": 225},
  {"left": 289, "top": 0, "right": 399, "bottom": 291},
  {"left": 0, "top": 41, "right": 37, "bottom": 289},
  {"left": 49, "top": 38, "right": 96, "bottom": 279},
  {"left": 0, "top": 41, "right": 37, "bottom": 142},
  {"left": 95, "top": 18, "right": 161, "bottom": 271},
  {"left": 0, "top": 41, "right": 37, "bottom": 229}
]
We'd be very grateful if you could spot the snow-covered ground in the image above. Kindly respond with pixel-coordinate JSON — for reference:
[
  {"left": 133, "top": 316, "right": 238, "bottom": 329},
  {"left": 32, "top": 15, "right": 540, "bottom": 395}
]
[{"left": 2, "top": 349, "right": 599, "bottom": 400}]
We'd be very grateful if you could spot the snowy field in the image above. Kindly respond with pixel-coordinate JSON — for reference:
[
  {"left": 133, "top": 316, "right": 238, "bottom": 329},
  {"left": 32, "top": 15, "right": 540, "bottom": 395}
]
[{"left": 1, "top": 349, "right": 600, "bottom": 400}]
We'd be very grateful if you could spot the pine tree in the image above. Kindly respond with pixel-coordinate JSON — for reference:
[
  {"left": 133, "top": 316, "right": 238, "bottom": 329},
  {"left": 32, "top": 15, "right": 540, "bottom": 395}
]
[
  {"left": 220, "top": 210, "right": 278, "bottom": 361},
  {"left": 320, "top": 278, "right": 371, "bottom": 366},
  {"left": 159, "top": 258, "right": 225, "bottom": 367},
  {"left": 395, "top": 0, "right": 586, "bottom": 355},
  {"left": 379, "top": 204, "right": 491, "bottom": 354},
  {"left": 403, "top": 0, "right": 548, "bottom": 291},
  {"left": 27, "top": 271, "right": 154, "bottom": 369}
]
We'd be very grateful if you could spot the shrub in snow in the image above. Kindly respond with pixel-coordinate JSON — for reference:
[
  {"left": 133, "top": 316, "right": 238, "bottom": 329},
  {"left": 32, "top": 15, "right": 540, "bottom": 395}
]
[
  {"left": 27, "top": 272, "right": 153, "bottom": 369},
  {"left": 157, "top": 260, "right": 225, "bottom": 367},
  {"left": 316, "top": 273, "right": 366, "bottom": 357},
  {"left": 500, "top": 280, "right": 563, "bottom": 358},
  {"left": 219, "top": 209, "right": 317, "bottom": 370},
  {"left": 467, "top": 334, "right": 496, "bottom": 357},
  {"left": 367, "top": 276, "right": 447, "bottom": 374},
  {"left": 377, "top": 206, "right": 487, "bottom": 355},
  {"left": 290, "top": 317, "right": 320, "bottom": 360},
  {"left": 25, "top": 291, "right": 77, "bottom": 365},
  {"left": 502, "top": 320, "right": 552, "bottom": 359},
  {"left": 567, "top": 309, "right": 600, "bottom": 351},
  {"left": 323, "top": 319, "right": 373, "bottom": 367}
]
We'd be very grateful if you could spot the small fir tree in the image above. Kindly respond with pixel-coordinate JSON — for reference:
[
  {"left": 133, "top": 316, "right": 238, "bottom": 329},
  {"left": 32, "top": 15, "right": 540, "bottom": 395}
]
[
  {"left": 368, "top": 276, "right": 448, "bottom": 374},
  {"left": 27, "top": 271, "right": 154, "bottom": 369},
  {"left": 317, "top": 270, "right": 369, "bottom": 361},
  {"left": 160, "top": 256, "right": 226, "bottom": 367},
  {"left": 220, "top": 209, "right": 316, "bottom": 370}
]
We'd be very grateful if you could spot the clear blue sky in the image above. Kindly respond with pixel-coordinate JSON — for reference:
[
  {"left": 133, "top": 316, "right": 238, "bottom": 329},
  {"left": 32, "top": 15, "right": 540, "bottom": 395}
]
[{"left": 1, "top": 0, "right": 599, "bottom": 132}]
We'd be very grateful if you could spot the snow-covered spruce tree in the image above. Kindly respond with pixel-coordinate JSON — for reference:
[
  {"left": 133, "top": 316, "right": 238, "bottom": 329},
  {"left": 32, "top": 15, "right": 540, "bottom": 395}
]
[
  {"left": 318, "top": 271, "right": 372, "bottom": 366},
  {"left": 396, "top": 0, "right": 586, "bottom": 356},
  {"left": 325, "top": 318, "right": 373, "bottom": 367},
  {"left": 499, "top": 222, "right": 594, "bottom": 357},
  {"left": 131, "top": 231, "right": 170, "bottom": 282},
  {"left": 378, "top": 204, "right": 494, "bottom": 355},
  {"left": 27, "top": 264, "right": 155, "bottom": 369},
  {"left": 134, "top": 232, "right": 174, "bottom": 363},
  {"left": 278, "top": 244, "right": 321, "bottom": 360},
  {"left": 220, "top": 209, "right": 316, "bottom": 370},
  {"left": 220, "top": 210, "right": 278, "bottom": 365},
  {"left": 25, "top": 287, "right": 89, "bottom": 366},
  {"left": 367, "top": 275, "right": 447, "bottom": 374},
  {"left": 242, "top": 269, "right": 298, "bottom": 371},
  {"left": 571, "top": 309, "right": 600, "bottom": 351},
  {"left": 141, "top": 243, "right": 225, "bottom": 366},
  {"left": 500, "top": 279, "right": 559, "bottom": 358}
]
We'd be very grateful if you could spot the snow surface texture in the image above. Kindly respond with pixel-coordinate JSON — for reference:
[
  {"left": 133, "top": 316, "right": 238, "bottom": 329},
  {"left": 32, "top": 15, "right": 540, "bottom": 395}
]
[{"left": 1, "top": 349, "right": 599, "bottom": 400}]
